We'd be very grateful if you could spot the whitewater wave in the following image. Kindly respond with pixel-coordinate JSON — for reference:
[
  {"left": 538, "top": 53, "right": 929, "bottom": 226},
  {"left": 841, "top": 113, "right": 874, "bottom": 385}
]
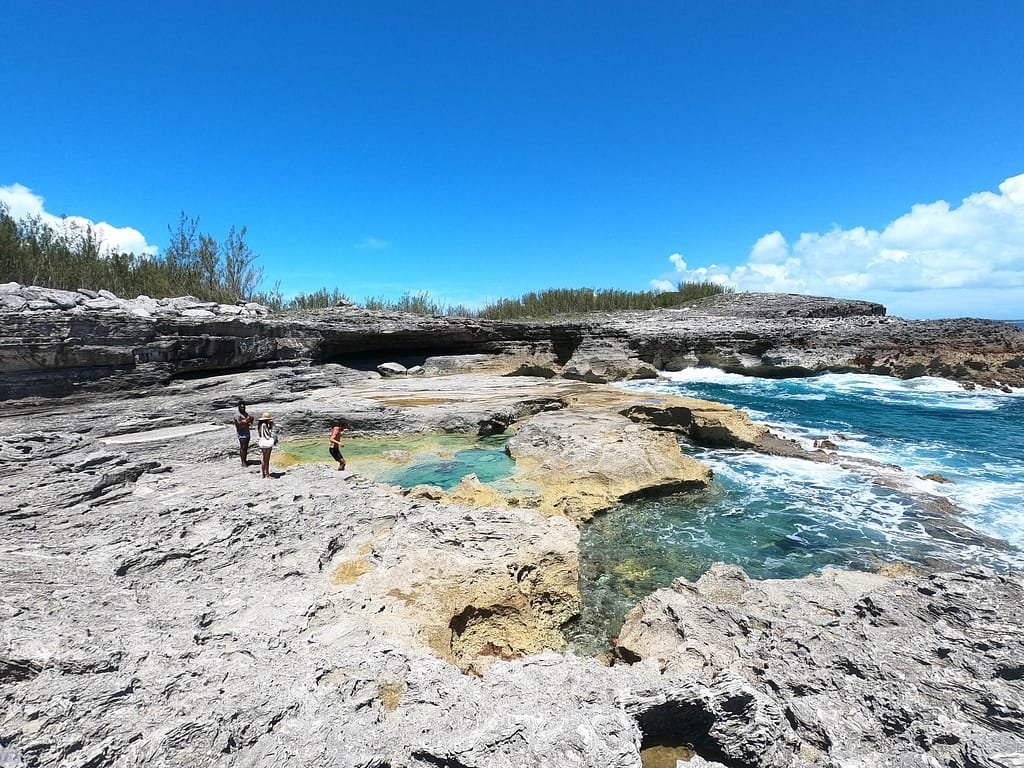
[
  {"left": 802, "top": 374, "right": 1010, "bottom": 411},
  {"left": 660, "top": 367, "right": 758, "bottom": 385},
  {"left": 695, "top": 448, "right": 1024, "bottom": 569},
  {"left": 626, "top": 367, "right": 1024, "bottom": 567},
  {"left": 655, "top": 367, "right": 1021, "bottom": 401}
]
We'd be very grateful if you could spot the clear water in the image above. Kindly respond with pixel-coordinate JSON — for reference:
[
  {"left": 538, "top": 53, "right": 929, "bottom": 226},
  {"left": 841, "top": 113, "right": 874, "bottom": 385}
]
[
  {"left": 377, "top": 443, "right": 515, "bottom": 490},
  {"left": 278, "top": 433, "right": 515, "bottom": 490},
  {"left": 571, "top": 370, "right": 1024, "bottom": 650}
]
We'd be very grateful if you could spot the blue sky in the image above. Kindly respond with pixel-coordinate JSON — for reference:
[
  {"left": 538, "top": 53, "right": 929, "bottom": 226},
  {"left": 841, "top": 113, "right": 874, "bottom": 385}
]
[{"left": 2, "top": 1, "right": 1023, "bottom": 318}]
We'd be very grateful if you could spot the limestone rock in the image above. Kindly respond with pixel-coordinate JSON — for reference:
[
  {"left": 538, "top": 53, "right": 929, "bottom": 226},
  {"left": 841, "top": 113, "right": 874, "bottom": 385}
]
[
  {"left": 0, "top": 293, "right": 27, "bottom": 309},
  {"left": 507, "top": 409, "right": 713, "bottom": 519},
  {"left": 445, "top": 473, "right": 510, "bottom": 508},
  {"left": 2, "top": 356, "right": 1022, "bottom": 767},
  {"left": 562, "top": 340, "right": 660, "bottom": 383},
  {"left": 616, "top": 563, "right": 1024, "bottom": 767},
  {"left": 377, "top": 361, "right": 408, "bottom": 376},
  {"left": 4, "top": 284, "right": 1024, "bottom": 400}
]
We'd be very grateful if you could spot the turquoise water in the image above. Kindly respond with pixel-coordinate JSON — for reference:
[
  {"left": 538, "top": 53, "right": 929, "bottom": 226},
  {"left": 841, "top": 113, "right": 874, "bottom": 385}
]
[
  {"left": 571, "top": 370, "right": 1024, "bottom": 649},
  {"left": 377, "top": 445, "right": 516, "bottom": 489}
]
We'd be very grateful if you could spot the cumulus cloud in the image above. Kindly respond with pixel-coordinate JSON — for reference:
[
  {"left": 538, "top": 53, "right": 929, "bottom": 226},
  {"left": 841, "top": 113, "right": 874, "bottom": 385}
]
[
  {"left": 659, "top": 173, "right": 1024, "bottom": 318},
  {"left": 0, "top": 183, "right": 158, "bottom": 256}
]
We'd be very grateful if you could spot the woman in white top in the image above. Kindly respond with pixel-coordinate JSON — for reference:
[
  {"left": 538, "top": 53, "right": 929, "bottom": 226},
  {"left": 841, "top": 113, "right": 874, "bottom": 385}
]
[{"left": 256, "top": 412, "right": 277, "bottom": 479}]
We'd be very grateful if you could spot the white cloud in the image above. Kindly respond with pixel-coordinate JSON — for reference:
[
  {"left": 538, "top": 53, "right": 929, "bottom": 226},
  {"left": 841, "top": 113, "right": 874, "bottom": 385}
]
[
  {"left": 0, "top": 183, "right": 158, "bottom": 256},
  {"left": 659, "top": 173, "right": 1024, "bottom": 318},
  {"left": 356, "top": 235, "right": 390, "bottom": 250},
  {"left": 650, "top": 279, "right": 675, "bottom": 292}
]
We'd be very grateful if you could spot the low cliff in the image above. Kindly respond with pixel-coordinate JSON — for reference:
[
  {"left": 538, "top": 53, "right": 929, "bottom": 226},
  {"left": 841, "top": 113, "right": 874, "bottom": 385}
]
[{"left": 3, "top": 282, "right": 1023, "bottom": 400}]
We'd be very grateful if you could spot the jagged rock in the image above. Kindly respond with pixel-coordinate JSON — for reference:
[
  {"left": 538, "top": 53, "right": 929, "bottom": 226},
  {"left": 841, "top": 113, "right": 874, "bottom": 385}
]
[
  {"left": 2, "top": 352, "right": 1022, "bottom": 767},
  {"left": 180, "top": 308, "right": 217, "bottom": 319},
  {"left": 444, "top": 473, "right": 510, "bottom": 509},
  {"left": 616, "top": 563, "right": 1024, "bottom": 767},
  {"left": 0, "top": 293, "right": 26, "bottom": 309},
  {"left": 83, "top": 297, "right": 121, "bottom": 310},
  {"left": 24, "top": 287, "right": 83, "bottom": 309}
]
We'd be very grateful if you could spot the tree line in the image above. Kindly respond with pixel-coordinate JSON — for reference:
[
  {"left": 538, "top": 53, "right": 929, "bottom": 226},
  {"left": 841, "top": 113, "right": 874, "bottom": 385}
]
[
  {"left": 0, "top": 205, "right": 265, "bottom": 304},
  {"left": 0, "top": 203, "right": 731, "bottom": 316},
  {"left": 475, "top": 283, "right": 731, "bottom": 319}
]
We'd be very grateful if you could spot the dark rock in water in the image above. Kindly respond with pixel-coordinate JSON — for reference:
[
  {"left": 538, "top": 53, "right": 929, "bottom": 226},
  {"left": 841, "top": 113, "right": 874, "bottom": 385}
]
[{"left": 921, "top": 472, "right": 955, "bottom": 484}]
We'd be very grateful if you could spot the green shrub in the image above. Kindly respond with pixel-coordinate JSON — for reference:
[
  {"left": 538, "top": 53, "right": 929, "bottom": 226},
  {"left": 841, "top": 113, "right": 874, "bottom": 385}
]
[
  {"left": 1, "top": 200, "right": 733, "bottom": 318},
  {"left": 0, "top": 206, "right": 263, "bottom": 303},
  {"left": 475, "top": 282, "right": 731, "bottom": 319}
]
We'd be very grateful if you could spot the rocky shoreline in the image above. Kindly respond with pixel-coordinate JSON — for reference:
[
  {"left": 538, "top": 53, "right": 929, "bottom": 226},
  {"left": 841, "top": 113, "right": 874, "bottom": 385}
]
[
  {"left": 2, "top": 286, "right": 1023, "bottom": 767},
  {"left": 3, "top": 283, "right": 1023, "bottom": 401}
]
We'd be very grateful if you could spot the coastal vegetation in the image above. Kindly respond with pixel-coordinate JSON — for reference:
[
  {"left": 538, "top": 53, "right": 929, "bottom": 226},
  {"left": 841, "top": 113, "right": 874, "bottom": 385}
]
[
  {"left": 0, "top": 206, "right": 265, "bottom": 305},
  {"left": 0, "top": 203, "right": 730, "bottom": 316},
  {"left": 475, "top": 283, "right": 731, "bottom": 318}
]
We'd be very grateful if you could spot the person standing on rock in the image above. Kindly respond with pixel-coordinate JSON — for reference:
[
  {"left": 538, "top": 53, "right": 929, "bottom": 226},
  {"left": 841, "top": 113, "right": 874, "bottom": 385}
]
[
  {"left": 329, "top": 421, "right": 348, "bottom": 470},
  {"left": 256, "top": 412, "right": 277, "bottom": 479},
  {"left": 233, "top": 400, "right": 254, "bottom": 467}
]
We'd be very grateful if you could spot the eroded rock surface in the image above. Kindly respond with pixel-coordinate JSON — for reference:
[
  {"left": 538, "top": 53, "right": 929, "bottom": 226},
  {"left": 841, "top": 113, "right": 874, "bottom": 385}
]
[
  {"left": 0, "top": 366, "right": 817, "bottom": 768},
  {"left": 616, "top": 563, "right": 1024, "bottom": 767},
  {"left": 507, "top": 410, "right": 712, "bottom": 520},
  {"left": 3, "top": 316, "right": 1022, "bottom": 767}
]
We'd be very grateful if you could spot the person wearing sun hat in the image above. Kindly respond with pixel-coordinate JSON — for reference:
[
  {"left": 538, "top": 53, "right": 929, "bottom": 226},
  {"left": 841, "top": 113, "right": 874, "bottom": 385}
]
[{"left": 256, "top": 412, "right": 277, "bottom": 479}]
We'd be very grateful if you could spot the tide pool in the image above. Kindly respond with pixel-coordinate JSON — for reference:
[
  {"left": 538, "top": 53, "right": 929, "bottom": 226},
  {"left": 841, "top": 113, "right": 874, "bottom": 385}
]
[
  {"left": 278, "top": 433, "right": 515, "bottom": 490},
  {"left": 569, "top": 370, "right": 1024, "bottom": 651}
]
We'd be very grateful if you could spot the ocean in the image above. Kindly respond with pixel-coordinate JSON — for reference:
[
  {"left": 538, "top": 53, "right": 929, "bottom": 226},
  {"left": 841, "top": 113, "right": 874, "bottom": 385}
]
[{"left": 571, "top": 369, "right": 1024, "bottom": 649}]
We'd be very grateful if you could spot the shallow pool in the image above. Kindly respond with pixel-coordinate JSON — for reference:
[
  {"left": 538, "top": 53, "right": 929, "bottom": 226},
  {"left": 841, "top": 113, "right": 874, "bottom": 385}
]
[{"left": 277, "top": 433, "right": 515, "bottom": 490}]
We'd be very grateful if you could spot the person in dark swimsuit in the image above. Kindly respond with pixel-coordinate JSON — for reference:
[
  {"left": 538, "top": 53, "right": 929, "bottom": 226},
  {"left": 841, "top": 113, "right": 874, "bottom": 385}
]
[
  {"left": 329, "top": 421, "right": 348, "bottom": 470},
  {"left": 233, "top": 401, "right": 254, "bottom": 467}
]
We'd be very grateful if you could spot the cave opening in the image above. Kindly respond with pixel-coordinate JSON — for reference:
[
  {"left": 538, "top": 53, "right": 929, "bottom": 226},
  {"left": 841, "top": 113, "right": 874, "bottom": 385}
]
[
  {"left": 315, "top": 342, "right": 490, "bottom": 372},
  {"left": 637, "top": 700, "right": 746, "bottom": 768}
]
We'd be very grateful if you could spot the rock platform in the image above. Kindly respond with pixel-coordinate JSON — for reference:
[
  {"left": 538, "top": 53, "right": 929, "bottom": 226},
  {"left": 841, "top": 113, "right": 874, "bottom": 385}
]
[{"left": 2, "top": 287, "right": 1022, "bottom": 767}]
